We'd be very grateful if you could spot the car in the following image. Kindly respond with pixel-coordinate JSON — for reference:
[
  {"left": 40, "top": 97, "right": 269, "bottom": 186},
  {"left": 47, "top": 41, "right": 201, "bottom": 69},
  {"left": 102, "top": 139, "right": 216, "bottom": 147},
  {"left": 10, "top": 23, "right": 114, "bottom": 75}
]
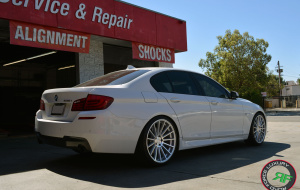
[{"left": 35, "top": 66, "right": 267, "bottom": 165}]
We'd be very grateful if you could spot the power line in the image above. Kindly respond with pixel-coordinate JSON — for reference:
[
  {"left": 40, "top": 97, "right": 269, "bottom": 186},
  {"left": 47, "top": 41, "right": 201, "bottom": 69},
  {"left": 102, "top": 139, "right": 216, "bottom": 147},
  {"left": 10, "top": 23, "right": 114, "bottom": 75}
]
[{"left": 282, "top": 74, "right": 299, "bottom": 78}]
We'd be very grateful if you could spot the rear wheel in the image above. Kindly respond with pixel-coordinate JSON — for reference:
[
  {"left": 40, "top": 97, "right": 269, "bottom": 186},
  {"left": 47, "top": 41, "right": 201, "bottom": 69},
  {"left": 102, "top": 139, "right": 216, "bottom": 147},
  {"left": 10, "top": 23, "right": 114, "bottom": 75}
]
[
  {"left": 245, "top": 113, "right": 266, "bottom": 145},
  {"left": 139, "top": 117, "right": 178, "bottom": 166}
]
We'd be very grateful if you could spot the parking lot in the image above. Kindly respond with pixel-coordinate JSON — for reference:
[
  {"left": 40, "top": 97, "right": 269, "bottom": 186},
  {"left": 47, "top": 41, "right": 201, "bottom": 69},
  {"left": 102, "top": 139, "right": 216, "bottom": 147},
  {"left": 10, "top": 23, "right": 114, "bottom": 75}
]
[{"left": 0, "top": 116, "right": 299, "bottom": 190}]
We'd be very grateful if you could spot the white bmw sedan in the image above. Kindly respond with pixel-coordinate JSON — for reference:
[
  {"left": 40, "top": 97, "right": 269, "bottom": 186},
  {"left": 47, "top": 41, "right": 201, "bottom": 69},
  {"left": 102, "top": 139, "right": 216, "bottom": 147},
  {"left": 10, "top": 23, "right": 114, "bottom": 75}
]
[{"left": 35, "top": 66, "right": 266, "bottom": 165}]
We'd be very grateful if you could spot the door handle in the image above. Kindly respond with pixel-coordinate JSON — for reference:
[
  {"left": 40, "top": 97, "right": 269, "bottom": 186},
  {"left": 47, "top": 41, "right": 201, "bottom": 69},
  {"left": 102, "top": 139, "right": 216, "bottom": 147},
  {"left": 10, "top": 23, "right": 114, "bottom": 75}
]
[
  {"left": 170, "top": 98, "right": 180, "bottom": 103},
  {"left": 210, "top": 101, "right": 218, "bottom": 105}
]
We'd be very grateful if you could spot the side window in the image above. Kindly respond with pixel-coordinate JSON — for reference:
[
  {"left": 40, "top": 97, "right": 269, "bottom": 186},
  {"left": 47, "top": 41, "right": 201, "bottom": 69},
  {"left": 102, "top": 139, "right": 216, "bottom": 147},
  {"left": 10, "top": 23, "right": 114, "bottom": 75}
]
[
  {"left": 166, "top": 71, "right": 198, "bottom": 95},
  {"left": 192, "top": 74, "right": 229, "bottom": 98},
  {"left": 150, "top": 72, "right": 173, "bottom": 93}
]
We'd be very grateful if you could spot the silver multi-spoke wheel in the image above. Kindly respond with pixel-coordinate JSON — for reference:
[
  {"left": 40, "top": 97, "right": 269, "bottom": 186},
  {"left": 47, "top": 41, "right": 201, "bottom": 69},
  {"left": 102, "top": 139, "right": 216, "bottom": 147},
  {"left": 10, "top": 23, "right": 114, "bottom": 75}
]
[
  {"left": 253, "top": 115, "right": 266, "bottom": 143},
  {"left": 146, "top": 119, "right": 176, "bottom": 164},
  {"left": 245, "top": 113, "right": 266, "bottom": 145}
]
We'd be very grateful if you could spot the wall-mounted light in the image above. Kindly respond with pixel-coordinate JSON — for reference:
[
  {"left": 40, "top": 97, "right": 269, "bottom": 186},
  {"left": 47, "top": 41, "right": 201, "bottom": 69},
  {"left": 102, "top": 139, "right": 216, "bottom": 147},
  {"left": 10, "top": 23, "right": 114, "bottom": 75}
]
[
  {"left": 3, "top": 51, "right": 57, "bottom": 67},
  {"left": 58, "top": 65, "right": 75, "bottom": 70}
]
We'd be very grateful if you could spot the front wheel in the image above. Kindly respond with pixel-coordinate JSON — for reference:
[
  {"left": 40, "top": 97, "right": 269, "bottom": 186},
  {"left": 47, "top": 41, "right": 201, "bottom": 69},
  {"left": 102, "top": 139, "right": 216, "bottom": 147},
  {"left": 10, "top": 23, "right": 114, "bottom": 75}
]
[
  {"left": 138, "top": 117, "right": 178, "bottom": 166},
  {"left": 245, "top": 113, "right": 266, "bottom": 145}
]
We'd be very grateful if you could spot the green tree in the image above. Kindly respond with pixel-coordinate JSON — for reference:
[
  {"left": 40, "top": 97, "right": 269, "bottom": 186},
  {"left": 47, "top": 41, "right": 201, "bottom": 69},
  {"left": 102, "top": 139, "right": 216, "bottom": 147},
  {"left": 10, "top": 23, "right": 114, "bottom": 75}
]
[
  {"left": 266, "top": 72, "right": 284, "bottom": 97},
  {"left": 297, "top": 78, "right": 300, "bottom": 85},
  {"left": 199, "top": 29, "right": 272, "bottom": 105}
]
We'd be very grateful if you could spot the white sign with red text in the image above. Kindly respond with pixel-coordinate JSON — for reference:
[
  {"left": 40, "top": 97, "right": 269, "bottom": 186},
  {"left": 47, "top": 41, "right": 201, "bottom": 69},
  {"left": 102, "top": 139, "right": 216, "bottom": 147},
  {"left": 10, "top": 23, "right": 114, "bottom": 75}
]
[
  {"left": 10, "top": 21, "right": 90, "bottom": 53},
  {"left": 132, "top": 42, "right": 175, "bottom": 63}
]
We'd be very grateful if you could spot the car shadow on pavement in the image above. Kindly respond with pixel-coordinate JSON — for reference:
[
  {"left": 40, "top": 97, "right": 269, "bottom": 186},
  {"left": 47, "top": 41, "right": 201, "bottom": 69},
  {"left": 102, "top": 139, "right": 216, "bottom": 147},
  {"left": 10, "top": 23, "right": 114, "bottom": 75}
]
[{"left": 0, "top": 138, "right": 290, "bottom": 188}]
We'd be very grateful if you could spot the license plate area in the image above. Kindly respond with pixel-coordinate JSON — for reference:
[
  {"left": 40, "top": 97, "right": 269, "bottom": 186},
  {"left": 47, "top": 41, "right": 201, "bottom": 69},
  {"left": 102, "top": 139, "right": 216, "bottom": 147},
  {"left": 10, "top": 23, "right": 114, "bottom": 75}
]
[{"left": 51, "top": 103, "right": 66, "bottom": 115}]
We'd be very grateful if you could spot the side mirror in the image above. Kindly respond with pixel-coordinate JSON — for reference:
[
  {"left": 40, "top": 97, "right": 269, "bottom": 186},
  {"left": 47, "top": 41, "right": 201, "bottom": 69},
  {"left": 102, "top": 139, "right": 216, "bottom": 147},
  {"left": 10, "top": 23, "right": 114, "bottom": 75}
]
[{"left": 230, "top": 91, "right": 239, "bottom": 99}]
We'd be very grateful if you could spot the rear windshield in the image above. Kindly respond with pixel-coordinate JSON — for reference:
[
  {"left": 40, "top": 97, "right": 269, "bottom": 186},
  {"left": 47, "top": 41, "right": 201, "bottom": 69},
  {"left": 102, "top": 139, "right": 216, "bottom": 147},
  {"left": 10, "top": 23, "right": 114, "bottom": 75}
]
[{"left": 76, "top": 70, "right": 149, "bottom": 87}]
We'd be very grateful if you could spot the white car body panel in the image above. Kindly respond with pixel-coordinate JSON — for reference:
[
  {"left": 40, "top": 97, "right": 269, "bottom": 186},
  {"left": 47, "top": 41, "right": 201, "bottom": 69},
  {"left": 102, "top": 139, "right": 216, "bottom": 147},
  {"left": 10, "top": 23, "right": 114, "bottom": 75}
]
[
  {"left": 206, "top": 96, "right": 244, "bottom": 138},
  {"left": 36, "top": 109, "right": 147, "bottom": 153},
  {"left": 160, "top": 93, "right": 212, "bottom": 140},
  {"left": 180, "top": 136, "right": 245, "bottom": 150},
  {"left": 35, "top": 67, "right": 266, "bottom": 154},
  {"left": 239, "top": 98, "right": 266, "bottom": 136}
]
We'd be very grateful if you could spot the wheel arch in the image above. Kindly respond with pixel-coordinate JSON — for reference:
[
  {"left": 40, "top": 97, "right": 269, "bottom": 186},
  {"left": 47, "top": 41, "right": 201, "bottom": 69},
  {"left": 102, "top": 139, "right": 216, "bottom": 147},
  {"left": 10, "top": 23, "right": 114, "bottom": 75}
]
[
  {"left": 257, "top": 110, "right": 267, "bottom": 129},
  {"left": 255, "top": 111, "right": 267, "bottom": 126},
  {"left": 245, "top": 111, "right": 266, "bottom": 134},
  {"left": 134, "top": 114, "right": 180, "bottom": 154}
]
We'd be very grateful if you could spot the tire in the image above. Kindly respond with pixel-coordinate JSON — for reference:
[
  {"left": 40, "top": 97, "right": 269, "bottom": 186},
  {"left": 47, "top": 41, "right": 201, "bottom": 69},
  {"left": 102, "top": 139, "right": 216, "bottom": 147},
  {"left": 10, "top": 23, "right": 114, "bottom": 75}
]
[
  {"left": 245, "top": 113, "right": 266, "bottom": 145},
  {"left": 138, "top": 116, "right": 178, "bottom": 166}
]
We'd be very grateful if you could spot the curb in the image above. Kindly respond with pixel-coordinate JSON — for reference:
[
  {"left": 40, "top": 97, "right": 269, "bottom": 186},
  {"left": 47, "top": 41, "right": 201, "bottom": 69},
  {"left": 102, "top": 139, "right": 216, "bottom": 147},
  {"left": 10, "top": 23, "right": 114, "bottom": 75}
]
[{"left": 265, "top": 109, "right": 300, "bottom": 112}]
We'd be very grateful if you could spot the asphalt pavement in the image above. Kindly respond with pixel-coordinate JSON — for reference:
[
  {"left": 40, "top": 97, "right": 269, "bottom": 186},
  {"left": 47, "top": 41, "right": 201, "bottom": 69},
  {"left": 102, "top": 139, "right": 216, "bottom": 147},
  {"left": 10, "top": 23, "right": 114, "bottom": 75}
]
[{"left": 0, "top": 116, "right": 299, "bottom": 190}]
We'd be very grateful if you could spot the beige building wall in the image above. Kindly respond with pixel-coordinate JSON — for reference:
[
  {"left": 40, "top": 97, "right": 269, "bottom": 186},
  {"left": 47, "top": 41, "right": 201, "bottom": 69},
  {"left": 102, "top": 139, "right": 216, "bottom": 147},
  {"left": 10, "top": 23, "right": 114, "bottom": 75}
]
[{"left": 282, "top": 85, "right": 300, "bottom": 96}]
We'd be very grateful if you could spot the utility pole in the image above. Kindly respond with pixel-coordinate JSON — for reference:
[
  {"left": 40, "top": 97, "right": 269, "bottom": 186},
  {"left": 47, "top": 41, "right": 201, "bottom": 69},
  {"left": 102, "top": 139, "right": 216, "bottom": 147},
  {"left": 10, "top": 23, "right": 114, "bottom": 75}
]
[
  {"left": 276, "top": 61, "right": 283, "bottom": 96},
  {"left": 278, "top": 61, "right": 281, "bottom": 96}
]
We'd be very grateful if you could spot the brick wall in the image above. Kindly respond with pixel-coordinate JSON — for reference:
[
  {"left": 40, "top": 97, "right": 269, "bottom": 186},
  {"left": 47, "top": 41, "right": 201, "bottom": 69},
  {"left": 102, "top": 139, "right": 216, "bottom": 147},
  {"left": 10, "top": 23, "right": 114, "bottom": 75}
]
[
  {"left": 159, "top": 62, "right": 173, "bottom": 68},
  {"left": 78, "top": 36, "right": 104, "bottom": 83}
]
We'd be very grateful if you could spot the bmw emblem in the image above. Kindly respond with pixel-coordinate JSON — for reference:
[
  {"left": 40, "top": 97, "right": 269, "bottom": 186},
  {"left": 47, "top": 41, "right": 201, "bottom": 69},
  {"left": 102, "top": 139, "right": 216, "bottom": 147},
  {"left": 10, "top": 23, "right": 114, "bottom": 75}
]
[{"left": 54, "top": 95, "right": 58, "bottom": 101}]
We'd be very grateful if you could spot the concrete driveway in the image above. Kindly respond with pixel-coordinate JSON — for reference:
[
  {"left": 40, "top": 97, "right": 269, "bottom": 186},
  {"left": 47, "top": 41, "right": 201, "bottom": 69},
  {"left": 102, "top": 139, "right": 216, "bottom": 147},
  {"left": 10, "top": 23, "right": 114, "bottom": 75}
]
[{"left": 0, "top": 116, "right": 299, "bottom": 190}]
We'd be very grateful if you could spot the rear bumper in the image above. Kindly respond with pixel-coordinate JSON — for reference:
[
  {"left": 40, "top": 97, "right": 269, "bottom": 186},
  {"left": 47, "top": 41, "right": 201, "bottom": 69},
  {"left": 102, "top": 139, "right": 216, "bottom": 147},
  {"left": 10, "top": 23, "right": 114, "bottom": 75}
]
[
  {"left": 35, "top": 110, "right": 145, "bottom": 154},
  {"left": 36, "top": 132, "right": 91, "bottom": 151}
]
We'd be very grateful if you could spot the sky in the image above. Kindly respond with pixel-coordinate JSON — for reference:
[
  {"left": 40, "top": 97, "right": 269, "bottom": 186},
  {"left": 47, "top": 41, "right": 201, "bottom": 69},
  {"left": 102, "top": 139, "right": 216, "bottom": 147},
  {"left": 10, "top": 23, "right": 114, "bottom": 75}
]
[{"left": 123, "top": 0, "right": 300, "bottom": 82}]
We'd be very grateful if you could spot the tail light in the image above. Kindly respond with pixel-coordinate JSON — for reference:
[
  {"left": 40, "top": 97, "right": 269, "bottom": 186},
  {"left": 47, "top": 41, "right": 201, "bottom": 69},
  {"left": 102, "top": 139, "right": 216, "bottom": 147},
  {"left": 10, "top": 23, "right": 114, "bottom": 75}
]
[
  {"left": 40, "top": 99, "right": 45, "bottom": 110},
  {"left": 71, "top": 98, "right": 86, "bottom": 111},
  {"left": 71, "top": 94, "right": 114, "bottom": 111}
]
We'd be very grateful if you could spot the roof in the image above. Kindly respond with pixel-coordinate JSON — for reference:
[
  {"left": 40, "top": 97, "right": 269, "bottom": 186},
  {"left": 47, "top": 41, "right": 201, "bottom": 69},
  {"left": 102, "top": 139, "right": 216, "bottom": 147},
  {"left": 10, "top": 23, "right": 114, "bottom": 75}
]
[
  {"left": 126, "top": 66, "right": 206, "bottom": 76},
  {"left": 116, "top": 0, "right": 186, "bottom": 22}
]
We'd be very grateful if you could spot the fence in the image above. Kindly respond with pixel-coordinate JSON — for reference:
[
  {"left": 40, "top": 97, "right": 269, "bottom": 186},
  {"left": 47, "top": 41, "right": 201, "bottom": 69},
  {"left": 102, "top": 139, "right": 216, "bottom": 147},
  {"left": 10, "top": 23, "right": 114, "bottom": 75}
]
[{"left": 265, "top": 96, "right": 300, "bottom": 109}]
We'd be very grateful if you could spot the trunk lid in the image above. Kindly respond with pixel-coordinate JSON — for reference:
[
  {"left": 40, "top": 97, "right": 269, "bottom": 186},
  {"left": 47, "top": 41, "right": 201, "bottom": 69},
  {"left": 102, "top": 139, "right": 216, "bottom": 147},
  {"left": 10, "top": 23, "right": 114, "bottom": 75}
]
[{"left": 41, "top": 87, "right": 93, "bottom": 121}]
